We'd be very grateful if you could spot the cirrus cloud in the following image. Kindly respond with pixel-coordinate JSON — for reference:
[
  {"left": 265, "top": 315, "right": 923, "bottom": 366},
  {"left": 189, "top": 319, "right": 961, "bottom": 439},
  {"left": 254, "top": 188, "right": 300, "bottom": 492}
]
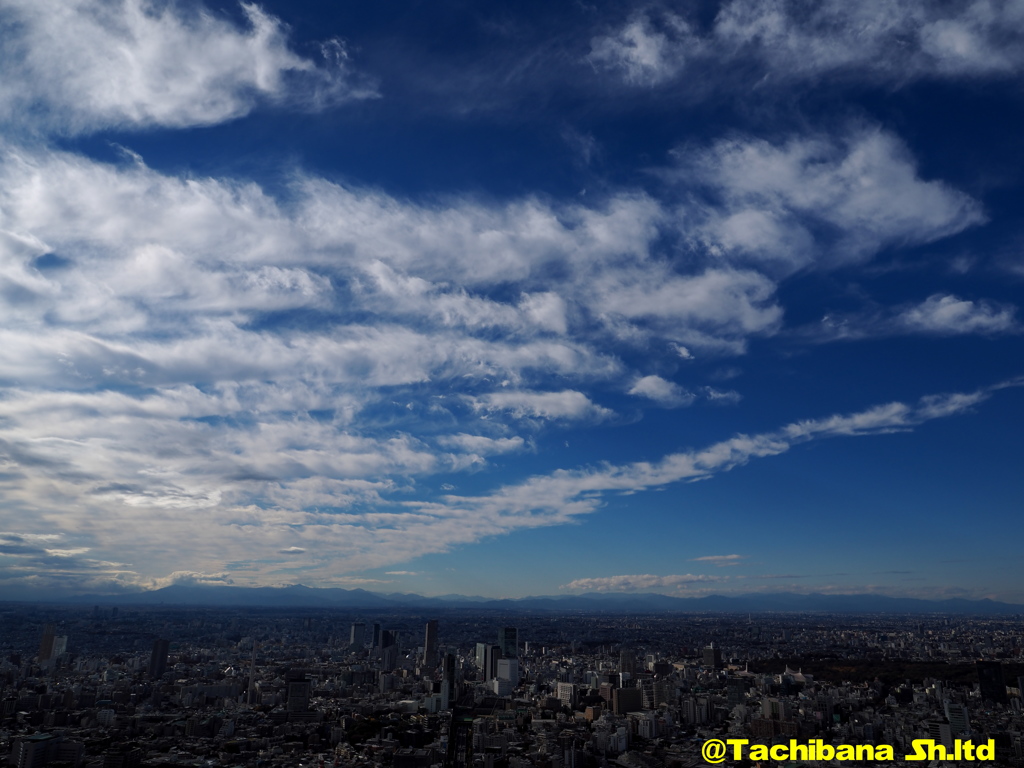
[{"left": 561, "top": 573, "right": 724, "bottom": 592}]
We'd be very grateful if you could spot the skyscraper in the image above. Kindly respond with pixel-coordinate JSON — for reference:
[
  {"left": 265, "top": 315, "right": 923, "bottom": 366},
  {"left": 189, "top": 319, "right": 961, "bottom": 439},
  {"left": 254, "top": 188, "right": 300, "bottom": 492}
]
[
  {"left": 247, "top": 641, "right": 258, "bottom": 705},
  {"left": 150, "top": 639, "right": 169, "bottom": 680},
  {"left": 350, "top": 621, "right": 366, "bottom": 647},
  {"left": 977, "top": 660, "right": 1007, "bottom": 703},
  {"left": 381, "top": 630, "right": 398, "bottom": 672},
  {"left": 482, "top": 644, "right": 502, "bottom": 681},
  {"left": 497, "top": 657, "right": 519, "bottom": 687},
  {"left": 498, "top": 626, "right": 518, "bottom": 658},
  {"left": 442, "top": 652, "right": 457, "bottom": 709},
  {"left": 424, "top": 619, "right": 439, "bottom": 668},
  {"left": 285, "top": 670, "right": 311, "bottom": 712},
  {"left": 703, "top": 644, "right": 722, "bottom": 669},
  {"left": 38, "top": 624, "right": 56, "bottom": 662}
]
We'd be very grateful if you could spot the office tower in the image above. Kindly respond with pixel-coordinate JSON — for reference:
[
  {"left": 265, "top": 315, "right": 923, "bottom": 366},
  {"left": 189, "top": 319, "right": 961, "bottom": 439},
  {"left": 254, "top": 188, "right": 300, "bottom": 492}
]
[
  {"left": 703, "top": 644, "right": 722, "bottom": 669},
  {"left": 499, "top": 626, "right": 518, "bottom": 658},
  {"left": 149, "top": 639, "right": 169, "bottom": 680},
  {"left": 618, "top": 648, "right": 635, "bottom": 675},
  {"left": 612, "top": 687, "right": 642, "bottom": 715},
  {"left": 372, "top": 622, "right": 382, "bottom": 650},
  {"left": 497, "top": 658, "right": 519, "bottom": 687},
  {"left": 557, "top": 681, "right": 577, "bottom": 709},
  {"left": 38, "top": 624, "right": 56, "bottom": 662},
  {"left": 442, "top": 652, "right": 457, "bottom": 709},
  {"left": 482, "top": 644, "right": 501, "bottom": 681},
  {"left": 726, "top": 677, "right": 747, "bottom": 706},
  {"left": 286, "top": 670, "right": 311, "bottom": 713},
  {"left": 945, "top": 702, "right": 970, "bottom": 734},
  {"left": 350, "top": 621, "right": 365, "bottom": 647},
  {"left": 247, "top": 641, "right": 258, "bottom": 705},
  {"left": 977, "top": 660, "right": 1007, "bottom": 703},
  {"left": 927, "top": 720, "right": 954, "bottom": 751},
  {"left": 11, "top": 733, "right": 84, "bottom": 768},
  {"left": 424, "top": 619, "right": 439, "bottom": 668},
  {"left": 381, "top": 630, "right": 398, "bottom": 672}
]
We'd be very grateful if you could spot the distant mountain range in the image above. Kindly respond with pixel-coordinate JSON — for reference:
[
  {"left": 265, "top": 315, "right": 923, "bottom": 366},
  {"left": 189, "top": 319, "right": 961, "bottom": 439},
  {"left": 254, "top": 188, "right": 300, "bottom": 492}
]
[{"left": 5, "top": 583, "right": 1021, "bottom": 614}]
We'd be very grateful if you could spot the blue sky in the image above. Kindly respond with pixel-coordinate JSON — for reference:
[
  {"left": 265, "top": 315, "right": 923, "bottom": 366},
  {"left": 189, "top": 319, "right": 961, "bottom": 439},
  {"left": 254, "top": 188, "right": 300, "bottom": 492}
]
[{"left": 0, "top": 0, "right": 1023, "bottom": 601}]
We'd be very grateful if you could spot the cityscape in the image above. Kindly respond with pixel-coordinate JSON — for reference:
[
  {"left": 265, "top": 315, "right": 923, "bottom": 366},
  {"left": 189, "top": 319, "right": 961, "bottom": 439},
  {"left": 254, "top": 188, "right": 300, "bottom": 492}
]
[
  {"left": 4, "top": 603, "right": 1024, "bottom": 767},
  {"left": 3, "top": 0, "right": 1024, "bottom": 766}
]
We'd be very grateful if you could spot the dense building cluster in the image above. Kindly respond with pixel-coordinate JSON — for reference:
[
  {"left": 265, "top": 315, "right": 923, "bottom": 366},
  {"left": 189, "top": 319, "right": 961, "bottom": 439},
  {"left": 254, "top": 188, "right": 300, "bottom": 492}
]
[{"left": 3, "top": 605, "right": 1024, "bottom": 767}]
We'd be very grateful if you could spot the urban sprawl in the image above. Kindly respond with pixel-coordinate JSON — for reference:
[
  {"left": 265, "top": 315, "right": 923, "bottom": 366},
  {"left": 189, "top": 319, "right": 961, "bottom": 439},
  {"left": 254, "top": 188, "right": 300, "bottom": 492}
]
[{"left": 4, "top": 607, "right": 1024, "bottom": 767}]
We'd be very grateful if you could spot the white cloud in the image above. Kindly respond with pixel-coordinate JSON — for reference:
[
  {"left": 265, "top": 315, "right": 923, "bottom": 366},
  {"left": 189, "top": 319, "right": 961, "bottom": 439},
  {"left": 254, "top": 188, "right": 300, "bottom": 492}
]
[
  {"left": 470, "top": 390, "right": 613, "bottom": 421},
  {"left": 0, "top": 382, "right": 1009, "bottom": 590},
  {"left": 400, "top": 385, "right": 1006, "bottom": 557},
  {"left": 898, "top": 294, "right": 1018, "bottom": 334},
  {"left": 681, "top": 128, "right": 985, "bottom": 273},
  {"left": 703, "top": 387, "right": 742, "bottom": 404},
  {"left": 692, "top": 554, "right": 746, "bottom": 566},
  {"left": 0, "top": 0, "right": 376, "bottom": 134},
  {"left": 587, "top": 11, "right": 697, "bottom": 86},
  {"left": 324, "top": 577, "right": 394, "bottom": 586},
  {"left": 156, "top": 571, "right": 235, "bottom": 587},
  {"left": 716, "top": 0, "right": 1024, "bottom": 81},
  {"left": 628, "top": 375, "right": 694, "bottom": 407},
  {"left": 816, "top": 294, "right": 1018, "bottom": 340},
  {"left": 562, "top": 573, "right": 723, "bottom": 592},
  {"left": 583, "top": 266, "right": 783, "bottom": 353},
  {"left": 591, "top": 0, "right": 1024, "bottom": 89},
  {"left": 0, "top": 135, "right": 999, "bottom": 591},
  {"left": 436, "top": 434, "right": 526, "bottom": 455}
]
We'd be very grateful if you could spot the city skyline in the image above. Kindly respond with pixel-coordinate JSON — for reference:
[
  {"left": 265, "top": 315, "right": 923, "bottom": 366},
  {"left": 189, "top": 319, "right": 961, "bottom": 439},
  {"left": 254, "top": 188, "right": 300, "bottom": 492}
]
[{"left": 0, "top": 0, "right": 1023, "bottom": 602}]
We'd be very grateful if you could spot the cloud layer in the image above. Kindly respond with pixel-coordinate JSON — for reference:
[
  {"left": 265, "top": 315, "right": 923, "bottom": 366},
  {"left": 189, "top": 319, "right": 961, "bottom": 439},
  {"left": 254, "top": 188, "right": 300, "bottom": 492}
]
[
  {"left": 0, "top": 116, "right": 1005, "bottom": 592},
  {"left": 0, "top": 0, "right": 376, "bottom": 134},
  {"left": 0, "top": 1, "right": 1017, "bottom": 596},
  {"left": 589, "top": 0, "right": 1024, "bottom": 89}
]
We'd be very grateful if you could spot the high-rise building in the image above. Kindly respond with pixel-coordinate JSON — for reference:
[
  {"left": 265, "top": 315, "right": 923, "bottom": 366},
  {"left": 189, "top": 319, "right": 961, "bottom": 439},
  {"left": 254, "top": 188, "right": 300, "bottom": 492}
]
[
  {"left": 703, "top": 644, "right": 722, "bottom": 669},
  {"left": 498, "top": 626, "right": 518, "bottom": 658},
  {"left": 945, "top": 702, "right": 971, "bottom": 734},
  {"left": 286, "top": 678, "right": 311, "bottom": 713},
  {"left": 726, "top": 677, "right": 747, "bottom": 706},
  {"left": 247, "top": 641, "right": 258, "bottom": 705},
  {"left": 10, "top": 733, "right": 83, "bottom": 768},
  {"left": 977, "top": 661, "right": 1007, "bottom": 703},
  {"left": 38, "top": 624, "right": 56, "bottom": 662},
  {"left": 372, "top": 622, "right": 382, "bottom": 651},
  {"left": 619, "top": 648, "right": 636, "bottom": 675},
  {"left": 556, "top": 682, "right": 577, "bottom": 709},
  {"left": 149, "top": 639, "right": 169, "bottom": 680},
  {"left": 927, "top": 720, "right": 954, "bottom": 751},
  {"left": 442, "top": 652, "right": 457, "bottom": 709},
  {"left": 612, "top": 687, "right": 642, "bottom": 715},
  {"left": 350, "top": 622, "right": 366, "bottom": 647},
  {"left": 496, "top": 657, "right": 519, "bottom": 686},
  {"left": 482, "top": 644, "right": 502, "bottom": 681},
  {"left": 381, "top": 630, "right": 399, "bottom": 672},
  {"left": 424, "top": 619, "right": 439, "bottom": 668}
]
